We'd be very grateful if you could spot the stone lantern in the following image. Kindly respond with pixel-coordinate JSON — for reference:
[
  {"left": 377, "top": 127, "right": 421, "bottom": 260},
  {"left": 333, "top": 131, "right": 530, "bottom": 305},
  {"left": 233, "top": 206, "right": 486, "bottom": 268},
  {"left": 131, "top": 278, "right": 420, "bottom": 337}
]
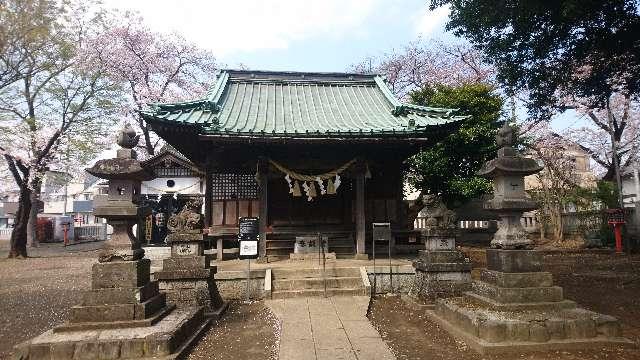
[
  {"left": 477, "top": 122, "right": 543, "bottom": 249},
  {"left": 16, "top": 126, "right": 212, "bottom": 359},
  {"left": 423, "top": 123, "right": 630, "bottom": 353},
  {"left": 87, "top": 124, "right": 152, "bottom": 262}
]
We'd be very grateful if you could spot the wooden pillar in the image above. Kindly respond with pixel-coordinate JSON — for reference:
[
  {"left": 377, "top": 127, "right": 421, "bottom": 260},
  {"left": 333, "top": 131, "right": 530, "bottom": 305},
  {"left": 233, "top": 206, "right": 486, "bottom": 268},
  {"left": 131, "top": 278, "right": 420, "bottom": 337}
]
[
  {"left": 216, "top": 237, "right": 223, "bottom": 261},
  {"left": 355, "top": 171, "right": 367, "bottom": 259},
  {"left": 204, "top": 171, "right": 213, "bottom": 228},
  {"left": 258, "top": 159, "right": 268, "bottom": 260}
]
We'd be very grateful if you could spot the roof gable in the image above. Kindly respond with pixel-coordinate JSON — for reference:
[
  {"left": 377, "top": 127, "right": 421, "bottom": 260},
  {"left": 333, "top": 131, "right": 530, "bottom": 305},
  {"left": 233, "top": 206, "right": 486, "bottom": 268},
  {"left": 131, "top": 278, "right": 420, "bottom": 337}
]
[{"left": 141, "top": 146, "right": 203, "bottom": 177}]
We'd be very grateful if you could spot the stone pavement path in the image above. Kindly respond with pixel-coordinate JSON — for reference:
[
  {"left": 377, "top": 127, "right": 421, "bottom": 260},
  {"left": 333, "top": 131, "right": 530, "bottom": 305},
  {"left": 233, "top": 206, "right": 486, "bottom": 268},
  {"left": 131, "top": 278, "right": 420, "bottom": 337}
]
[{"left": 267, "top": 296, "right": 395, "bottom": 360}]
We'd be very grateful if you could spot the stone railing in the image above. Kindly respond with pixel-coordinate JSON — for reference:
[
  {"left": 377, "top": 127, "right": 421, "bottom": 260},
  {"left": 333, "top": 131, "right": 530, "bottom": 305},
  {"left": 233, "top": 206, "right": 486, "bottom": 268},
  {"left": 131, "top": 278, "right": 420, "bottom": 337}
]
[
  {"left": 0, "top": 228, "right": 12, "bottom": 240},
  {"left": 74, "top": 223, "right": 108, "bottom": 241}
]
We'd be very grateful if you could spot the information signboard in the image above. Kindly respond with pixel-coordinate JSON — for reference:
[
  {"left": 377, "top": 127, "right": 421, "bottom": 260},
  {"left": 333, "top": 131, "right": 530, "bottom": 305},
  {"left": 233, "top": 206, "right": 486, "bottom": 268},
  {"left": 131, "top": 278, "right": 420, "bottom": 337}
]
[{"left": 238, "top": 217, "right": 259, "bottom": 259}]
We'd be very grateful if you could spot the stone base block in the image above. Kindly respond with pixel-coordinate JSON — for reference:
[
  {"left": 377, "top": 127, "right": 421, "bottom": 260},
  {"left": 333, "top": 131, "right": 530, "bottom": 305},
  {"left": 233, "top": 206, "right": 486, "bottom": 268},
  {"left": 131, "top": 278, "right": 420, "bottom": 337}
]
[
  {"left": 429, "top": 297, "right": 634, "bottom": 354},
  {"left": 416, "top": 250, "right": 468, "bottom": 264},
  {"left": 480, "top": 269, "right": 553, "bottom": 288},
  {"left": 410, "top": 274, "right": 472, "bottom": 302},
  {"left": 170, "top": 242, "right": 205, "bottom": 257},
  {"left": 162, "top": 256, "right": 210, "bottom": 271},
  {"left": 486, "top": 249, "right": 543, "bottom": 273},
  {"left": 155, "top": 268, "right": 213, "bottom": 281},
  {"left": 354, "top": 253, "right": 369, "bottom": 260},
  {"left": 289, "top": 252, "right": 337, "bottom": 261},
  {"left": 81, "top": 282, "right": 159, "bottom": 306},
  {"left": 98, "top": 248, "right": 145, "bottom": 263},
  {"left": 413, "top": 261, "right": 472, "bottom": 273},
  {"left": 69, "top": 293, "right": 167, "bottom": 323},
  {"left": 472, "top": 281, "right": 563, "bottom": 303},
  {"left": 14, "top": 307, "right": 210, "bottom": 360},
  {"left": 158, "top": 278, "right": 225, "bottom": 317},
  {"left": 424, "top": 235, "right": 455, "bottom": 251},
  {"left": 465, "top": 291, "right": 576, "bottom": 312},
  {"left": 91, "top": 259, "right": 151, "bottom": 289}
]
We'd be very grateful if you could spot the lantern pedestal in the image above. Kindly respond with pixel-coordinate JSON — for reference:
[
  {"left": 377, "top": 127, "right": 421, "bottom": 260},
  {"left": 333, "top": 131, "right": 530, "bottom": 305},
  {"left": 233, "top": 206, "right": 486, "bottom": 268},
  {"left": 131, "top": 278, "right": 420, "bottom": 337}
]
[{"left": 410, "top": 227, "right": 472, "bottom": 302}]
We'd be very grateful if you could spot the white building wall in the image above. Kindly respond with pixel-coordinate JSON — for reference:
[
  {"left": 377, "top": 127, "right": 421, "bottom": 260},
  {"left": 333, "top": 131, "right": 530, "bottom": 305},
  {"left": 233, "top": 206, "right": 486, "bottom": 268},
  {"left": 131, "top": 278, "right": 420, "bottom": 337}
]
[{"left": 141, "top": 177, "right": 203, "bottom": 195}]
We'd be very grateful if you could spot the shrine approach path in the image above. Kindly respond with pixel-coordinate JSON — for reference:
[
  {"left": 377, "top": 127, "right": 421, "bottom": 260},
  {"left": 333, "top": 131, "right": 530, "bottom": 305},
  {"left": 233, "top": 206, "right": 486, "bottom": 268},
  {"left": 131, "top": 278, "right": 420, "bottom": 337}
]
[{"left": 267, "top": 296, "right": 395, "bottom": 360}]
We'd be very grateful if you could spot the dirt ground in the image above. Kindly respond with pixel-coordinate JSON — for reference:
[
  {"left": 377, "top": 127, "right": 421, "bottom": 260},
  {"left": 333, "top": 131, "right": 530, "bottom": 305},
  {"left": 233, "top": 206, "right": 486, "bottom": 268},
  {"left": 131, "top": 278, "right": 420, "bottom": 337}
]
[
  {"left": 0, "top": 242, "right": 281, "bottom": 360},
  {"left": 0, "top": 242, "right": 99, "bottom": 359},
  {"left": 368, "top": 251, "right": 640, "bottom": 360},
  {"left": 186, "top": 301, "right": 280, "bottom": 360}
]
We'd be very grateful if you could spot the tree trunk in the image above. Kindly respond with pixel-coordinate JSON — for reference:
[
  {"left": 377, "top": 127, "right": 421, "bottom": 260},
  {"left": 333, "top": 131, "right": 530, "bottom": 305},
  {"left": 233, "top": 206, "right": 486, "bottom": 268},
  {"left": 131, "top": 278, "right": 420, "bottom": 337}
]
[
  {"left": 27, "top": 180, "right": 42, "bottom": 247},
  {"left": 138, "top": 115, "right": 155, "bottom": 156},
  {"left": 9, "top": 186, "right": 32, "bottom": 258}
]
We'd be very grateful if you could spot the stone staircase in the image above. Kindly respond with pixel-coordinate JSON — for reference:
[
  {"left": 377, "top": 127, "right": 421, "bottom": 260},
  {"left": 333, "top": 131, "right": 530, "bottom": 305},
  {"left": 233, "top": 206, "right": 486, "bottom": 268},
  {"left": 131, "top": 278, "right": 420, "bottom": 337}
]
[{"left": 271, "top": 267, "right": 369, "bottom": 299}]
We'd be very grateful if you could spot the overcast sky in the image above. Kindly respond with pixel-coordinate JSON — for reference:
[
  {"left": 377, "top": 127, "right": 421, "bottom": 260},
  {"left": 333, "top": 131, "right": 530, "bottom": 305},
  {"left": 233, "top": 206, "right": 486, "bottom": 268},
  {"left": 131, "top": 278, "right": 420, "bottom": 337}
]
[{"left": 100, "top": 0, "right": 452, "bottom": 71}]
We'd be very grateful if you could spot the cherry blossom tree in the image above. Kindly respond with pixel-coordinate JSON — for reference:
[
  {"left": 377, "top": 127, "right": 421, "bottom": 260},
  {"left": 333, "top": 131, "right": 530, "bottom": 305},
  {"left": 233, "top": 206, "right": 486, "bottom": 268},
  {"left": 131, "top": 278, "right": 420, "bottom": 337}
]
[
  {"left": 565, "top": 94, "right": 640, "bottom": 181},
  {"left": 351, "top": 40, "right": 494, "bottom": 99},
  {"left": 0, "top": 0, "right": 120, "bottom": 257},
  {"left": 84, "top": 12, "right": 218, "bottom": 156},
  {"left": 525, "top": 124, "right": 584, "bottom": 241}
]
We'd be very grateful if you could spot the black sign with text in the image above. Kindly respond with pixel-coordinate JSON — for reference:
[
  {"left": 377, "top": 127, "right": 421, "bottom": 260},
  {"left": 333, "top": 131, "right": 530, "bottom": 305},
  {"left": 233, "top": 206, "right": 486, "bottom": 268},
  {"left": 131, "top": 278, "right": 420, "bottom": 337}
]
[{"left": 239, "top": 217, "right": 259, "bottom": 259}]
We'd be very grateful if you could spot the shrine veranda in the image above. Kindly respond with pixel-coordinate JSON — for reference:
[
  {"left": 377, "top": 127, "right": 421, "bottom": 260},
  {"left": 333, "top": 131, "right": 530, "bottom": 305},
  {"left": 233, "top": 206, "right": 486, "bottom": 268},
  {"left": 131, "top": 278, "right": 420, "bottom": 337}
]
[{"left": 141, "top": 69, "right": 465, "bottom": 260}]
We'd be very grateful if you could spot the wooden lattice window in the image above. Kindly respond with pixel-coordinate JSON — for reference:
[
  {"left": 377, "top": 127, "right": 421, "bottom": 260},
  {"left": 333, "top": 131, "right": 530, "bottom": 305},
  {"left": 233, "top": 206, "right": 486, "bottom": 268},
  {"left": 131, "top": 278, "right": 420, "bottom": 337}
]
[
  {"left": 211, "top": 174, "right": 258, "bottom": 200},
  {"left": 155, "top": 167, "right": 197, "bottom": 177}
]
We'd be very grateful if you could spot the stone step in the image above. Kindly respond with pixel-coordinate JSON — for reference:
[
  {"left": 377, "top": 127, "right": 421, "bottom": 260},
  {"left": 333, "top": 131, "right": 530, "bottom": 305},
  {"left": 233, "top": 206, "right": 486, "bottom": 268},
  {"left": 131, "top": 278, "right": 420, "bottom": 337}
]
[
  {"left": 54, "top": 304, "right": 176, "bottom": 332},
  {"left": 271, "top": 287, "right": 366, "bottom": 299},
  {"left": 273, "top": 276, "right": 363, "bottom": 291},
  {"left": 434, "top": 298, "right": 623, "bottom": 344},
  {"left": 464, "top": 291, "right": 577, "bottom": 312},
  {"left": 472, "top": 281, "right": 563, "bottom": 304},
  {"left": 272, "top": 267, "right": 361, "bottom": 279}
]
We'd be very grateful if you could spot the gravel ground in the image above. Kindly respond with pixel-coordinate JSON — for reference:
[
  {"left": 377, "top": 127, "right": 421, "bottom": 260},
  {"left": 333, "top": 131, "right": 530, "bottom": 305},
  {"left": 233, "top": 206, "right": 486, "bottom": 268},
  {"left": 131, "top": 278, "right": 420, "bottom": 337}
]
[
  {"left": 186, "top": 301, "right": 280, "bottom": 360},
  {"left": 0, "top": 242, "right": 99, "bottom": 358},
  {"left": 0, "top": 241, "right": 281, "bottom": 359}
]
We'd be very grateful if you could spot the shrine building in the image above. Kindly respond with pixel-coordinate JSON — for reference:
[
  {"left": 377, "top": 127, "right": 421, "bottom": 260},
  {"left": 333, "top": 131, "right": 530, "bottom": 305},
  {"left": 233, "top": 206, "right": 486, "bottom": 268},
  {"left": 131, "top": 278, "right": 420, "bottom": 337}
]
[{"left": 140, "top": 70, "right": 466, "bottom": 260}]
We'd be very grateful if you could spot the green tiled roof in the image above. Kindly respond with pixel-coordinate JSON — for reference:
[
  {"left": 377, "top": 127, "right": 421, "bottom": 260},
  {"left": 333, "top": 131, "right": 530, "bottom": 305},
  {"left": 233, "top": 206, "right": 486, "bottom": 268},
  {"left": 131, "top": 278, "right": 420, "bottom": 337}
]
[{"left": 140, "top": 70, "right": 467, "bottom": 138}]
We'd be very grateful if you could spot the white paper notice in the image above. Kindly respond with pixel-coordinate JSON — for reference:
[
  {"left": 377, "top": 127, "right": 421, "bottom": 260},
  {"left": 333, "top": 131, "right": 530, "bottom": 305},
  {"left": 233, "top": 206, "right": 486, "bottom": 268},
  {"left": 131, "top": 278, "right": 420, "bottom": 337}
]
[{"left": 239, "top": 241, "right": 258, "bottom": 257}]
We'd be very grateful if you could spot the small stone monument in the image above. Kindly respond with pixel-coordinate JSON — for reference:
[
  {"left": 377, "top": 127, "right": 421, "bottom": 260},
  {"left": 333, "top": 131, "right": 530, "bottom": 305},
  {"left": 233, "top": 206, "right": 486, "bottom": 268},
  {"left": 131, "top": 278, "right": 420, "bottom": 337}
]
[
  {"left": 410, "top": 200, "right": 471, "bottom": 302},
  {"left": 15, "top": 125, "right": 211, "bottom": 359},
  {"left": 427, "top": 123, "right": 632, "bottom": 354},
  {"left": 155, "top": 199, "right": 227, "bottom": 318}
]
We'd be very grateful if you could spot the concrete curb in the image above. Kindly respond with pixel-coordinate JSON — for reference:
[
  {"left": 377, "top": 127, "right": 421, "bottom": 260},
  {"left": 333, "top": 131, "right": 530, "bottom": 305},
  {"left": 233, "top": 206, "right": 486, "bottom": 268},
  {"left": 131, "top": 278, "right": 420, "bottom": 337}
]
[{"left": 360, "top": 266, "right": 371, "bottom": 297}]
